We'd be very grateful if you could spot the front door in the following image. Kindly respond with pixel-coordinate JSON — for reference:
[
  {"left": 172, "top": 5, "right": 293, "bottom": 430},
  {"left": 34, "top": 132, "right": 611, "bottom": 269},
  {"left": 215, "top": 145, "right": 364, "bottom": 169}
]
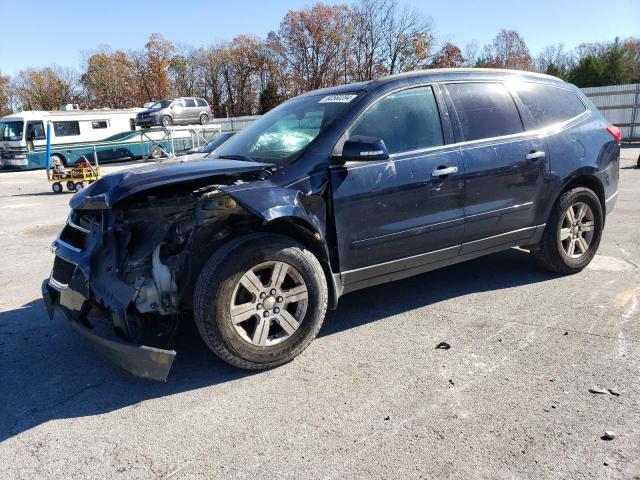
[
  {"left": 444, "top": 82, "right": 549, "bottom": 251},
  {"left": 330, "top": 85, "right": 465, "bottom": 287}
]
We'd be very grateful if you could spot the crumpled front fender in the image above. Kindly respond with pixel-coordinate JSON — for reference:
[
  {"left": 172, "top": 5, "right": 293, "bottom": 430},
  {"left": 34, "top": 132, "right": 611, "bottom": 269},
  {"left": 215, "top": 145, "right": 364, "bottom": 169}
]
[{"left": 219, "top": 185, "right": 327, "bottom": 239}]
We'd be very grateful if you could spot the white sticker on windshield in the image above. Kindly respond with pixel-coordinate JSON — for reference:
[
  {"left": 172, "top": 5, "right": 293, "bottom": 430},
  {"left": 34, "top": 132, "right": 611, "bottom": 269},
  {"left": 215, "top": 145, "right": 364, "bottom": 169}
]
[{"left": 319, "top": 94, "right": 358, "bottom": 104}]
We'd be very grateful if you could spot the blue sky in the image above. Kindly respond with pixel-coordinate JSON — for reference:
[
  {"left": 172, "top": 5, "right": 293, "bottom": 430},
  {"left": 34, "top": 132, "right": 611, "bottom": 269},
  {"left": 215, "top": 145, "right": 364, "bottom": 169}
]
[{"left": 0, "top": 0, "right": 637, "bottom": 75}]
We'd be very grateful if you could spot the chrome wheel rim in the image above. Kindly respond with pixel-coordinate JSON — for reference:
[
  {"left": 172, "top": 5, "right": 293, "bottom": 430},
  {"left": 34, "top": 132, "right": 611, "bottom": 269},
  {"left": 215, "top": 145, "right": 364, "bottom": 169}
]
[
  {"left": 560, "top": 202, "right": 595, "bottom": 259},
  {"left": 230, "top": 261, "right": 308, "bottom": 346}
]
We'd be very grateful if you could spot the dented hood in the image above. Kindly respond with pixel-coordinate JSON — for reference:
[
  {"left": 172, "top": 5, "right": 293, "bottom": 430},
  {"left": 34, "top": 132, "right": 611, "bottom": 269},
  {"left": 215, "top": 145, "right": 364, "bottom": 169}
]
[{"left": 70, "top": 158, "right": 272, "bottom": 210}]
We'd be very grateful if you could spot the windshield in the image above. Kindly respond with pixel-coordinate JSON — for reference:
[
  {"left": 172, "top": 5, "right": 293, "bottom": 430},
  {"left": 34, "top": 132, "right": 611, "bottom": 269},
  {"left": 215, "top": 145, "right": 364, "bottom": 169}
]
[
  {"left": 149, "top": 100, "right": 172, "bottom": 110},
  {"left": 215, "top": 93, "right": 359, "bottom": 165},
  {"left": 202, "top": 132, "right": 236, "bottom": 155},
  {"left": 0, "top": 121, "right": 24, "bottom": 142}
]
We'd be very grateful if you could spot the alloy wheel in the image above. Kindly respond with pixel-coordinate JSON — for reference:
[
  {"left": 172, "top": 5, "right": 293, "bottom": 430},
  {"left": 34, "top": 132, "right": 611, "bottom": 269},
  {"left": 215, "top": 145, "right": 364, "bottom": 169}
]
[
  {"left": 560, "top": 201, "right": 595, "bottom": 259},
  {"left": 229, "top": 261, "right": 308, "bottom": 346}
]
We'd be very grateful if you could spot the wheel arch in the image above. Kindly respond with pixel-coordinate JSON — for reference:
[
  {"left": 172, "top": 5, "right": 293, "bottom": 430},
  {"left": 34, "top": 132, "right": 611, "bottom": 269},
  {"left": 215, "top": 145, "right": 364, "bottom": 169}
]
[
  {"left": 261, "top": 217, "right": 341, "bottom": 310},
  {"left": 547, "top": 171, "right": 606, "bottom": 225}
]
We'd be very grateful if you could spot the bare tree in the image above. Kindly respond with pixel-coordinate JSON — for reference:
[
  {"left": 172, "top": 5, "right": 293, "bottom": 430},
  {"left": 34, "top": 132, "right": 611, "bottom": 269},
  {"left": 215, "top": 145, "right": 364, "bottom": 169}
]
[
  {"left": 462, "top": 40, "right": 480, "bottom": 67},
  {"left": 0, "top": 71, "right": 11, "bottom": 115},
  {"left": 481, "top": 29, "right": 533, "bottom": 71},
  {"left": 380, "top": 0, "right": 435, "bottom": 74},
  {"left": 535, "top": 43, "right": 572, "bottom": 78}
]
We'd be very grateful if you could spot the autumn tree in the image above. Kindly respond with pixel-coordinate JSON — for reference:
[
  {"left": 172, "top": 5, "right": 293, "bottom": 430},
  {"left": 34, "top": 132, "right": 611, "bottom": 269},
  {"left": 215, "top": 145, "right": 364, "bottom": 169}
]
[
  {"left": 137, "top": 33, "right": 175, "bottom": 102},
  {"left": 81, "top": 47, "right": 138, "bottom": 107},
  {"left": 10, "top": 66, "right": 80, "bottom": 110},
  {"left": 429, "top": 42, "right": 465, "bottom": 68},
  {"left": 268, "top": 3, "right": 352, "bottom": 94},
  {"left": 481, "top": 29, "right": 533, "bottom": 71}
]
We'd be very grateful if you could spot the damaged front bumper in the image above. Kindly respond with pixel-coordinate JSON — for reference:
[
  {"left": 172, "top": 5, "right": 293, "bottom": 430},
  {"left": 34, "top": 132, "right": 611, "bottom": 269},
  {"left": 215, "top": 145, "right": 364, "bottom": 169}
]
[
  {"left": 43, "top": 211, "right": 177, "bottom": 381},
  {"left": 43, "top": 280, "right": 175, "bottom": 381}
]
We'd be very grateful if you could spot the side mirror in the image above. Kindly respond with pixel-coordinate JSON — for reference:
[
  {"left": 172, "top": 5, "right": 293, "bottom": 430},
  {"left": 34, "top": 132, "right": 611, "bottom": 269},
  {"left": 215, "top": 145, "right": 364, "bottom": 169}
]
[{"left": 339, "top": 135, "right": 389, "bottom": 161}]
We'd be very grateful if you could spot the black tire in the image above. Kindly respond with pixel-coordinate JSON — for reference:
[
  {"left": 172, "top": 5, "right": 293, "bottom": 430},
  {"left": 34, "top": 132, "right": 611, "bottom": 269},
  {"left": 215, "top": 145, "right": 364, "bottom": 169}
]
[
  {"left": 194, "top": 233, "right": 328, "bottom": 370},
  {"left": 149, "top": 144, "right": 163, "bottom": 160},
  {"left": 161, "top": 115, "right": 172, "bottom": 127},
  {"left": 66, "top": 181, "right": 76, "bottom": 191},
  {"left": 199, "top": 114, "right": 209, "bottom": 125},
  {"left": 531, "top": 187, "right": 603, "bottom": 274},
  {"left": 52, "top": 182, "right": 63, "bottom": 193}
]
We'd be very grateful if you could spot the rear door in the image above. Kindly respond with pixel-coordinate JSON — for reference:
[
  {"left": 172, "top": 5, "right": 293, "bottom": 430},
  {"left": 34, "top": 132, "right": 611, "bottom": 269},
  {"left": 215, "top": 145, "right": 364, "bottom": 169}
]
[
  {"left": 171, "top": 99, "right": 186, "bottom": 123},
  {"left": 183, "top": 98, "right": 198, "bottom": 122},
  {"left": 443, "top": 82, "right": 549, "bottom": 251},
  {"left": 330, "top": 85, "right": 465, "bottom": 286}
]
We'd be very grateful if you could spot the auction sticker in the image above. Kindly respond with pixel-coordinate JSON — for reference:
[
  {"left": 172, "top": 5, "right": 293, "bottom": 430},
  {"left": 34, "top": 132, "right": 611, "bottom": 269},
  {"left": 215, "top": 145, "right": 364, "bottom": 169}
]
[{"left": 319, "top": 94, "right": 358, "bottom": 103}]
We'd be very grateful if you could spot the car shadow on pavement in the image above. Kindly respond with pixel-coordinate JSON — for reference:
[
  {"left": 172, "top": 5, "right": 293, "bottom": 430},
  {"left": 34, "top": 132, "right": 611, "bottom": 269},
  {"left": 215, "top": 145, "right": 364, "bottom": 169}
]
[{"left": 0, "top": 248, "right": 557, "bottom": 442}]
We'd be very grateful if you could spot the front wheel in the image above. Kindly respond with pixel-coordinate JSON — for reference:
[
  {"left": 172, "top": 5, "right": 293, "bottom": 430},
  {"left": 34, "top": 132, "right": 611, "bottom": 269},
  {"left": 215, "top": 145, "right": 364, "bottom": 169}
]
[
  {"left": 531, "top": 187, "right": 603, "bottom": 274},
  {"left": 66, "top": 181, "right": 76, "bottom": 191},
  {"left": 52, "top": 182, "right": 63, "bottom": 193},
  {"left": 194, "top": 233, "right": 328, "bottom": 370},
  {"left": 161, "top": 115, "right": 172, "bottom": 127}
]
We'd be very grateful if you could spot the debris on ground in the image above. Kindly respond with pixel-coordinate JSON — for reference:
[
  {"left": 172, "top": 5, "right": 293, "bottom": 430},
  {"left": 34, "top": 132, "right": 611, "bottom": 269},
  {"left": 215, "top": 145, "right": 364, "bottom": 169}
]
[
  {"left": 384, "top": 416, "right": 390, "bottom": 421},
  {"left": 448, "top": 379, "right": 455, "bottom": 386},
  {"left": 601, "top": 431, "right": 616, "bottom": 441},
  {"left": 435, "top": 341, "right": 451, "bottom": 350},
  {"left": 589, "top": 386, "right": 609, "bottom": 394},
  {"left": 608, "top": 387, "right": 621, "bottom": 396}
]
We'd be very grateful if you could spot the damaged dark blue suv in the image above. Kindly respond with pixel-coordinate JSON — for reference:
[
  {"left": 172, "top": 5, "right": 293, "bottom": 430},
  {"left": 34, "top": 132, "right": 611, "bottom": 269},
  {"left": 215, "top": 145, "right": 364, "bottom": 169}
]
[{"left": 43, "top": 69, "right": 620, "bottom": 380}]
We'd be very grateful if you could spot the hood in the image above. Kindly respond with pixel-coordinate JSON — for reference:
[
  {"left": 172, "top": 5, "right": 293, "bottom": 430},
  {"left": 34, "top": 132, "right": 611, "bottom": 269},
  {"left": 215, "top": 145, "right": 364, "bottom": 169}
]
[{"left": 70, "top": 158, "right": 272, "bottom": 210}]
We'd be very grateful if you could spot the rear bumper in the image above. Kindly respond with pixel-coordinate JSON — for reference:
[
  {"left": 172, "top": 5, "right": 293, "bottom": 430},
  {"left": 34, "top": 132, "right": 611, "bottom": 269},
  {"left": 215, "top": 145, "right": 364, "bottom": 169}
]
[{"left": 42, "top": 277, "right": 176, "bottom": 382}]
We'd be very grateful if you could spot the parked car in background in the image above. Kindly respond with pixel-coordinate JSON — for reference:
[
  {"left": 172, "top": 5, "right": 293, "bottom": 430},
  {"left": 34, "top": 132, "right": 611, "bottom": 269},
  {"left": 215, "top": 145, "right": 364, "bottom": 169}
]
[
  {"left": 135, "top": 97, "right": 212, "bottom": 128},
  {"left": 44, "top": 68, "right": 620, "bottom": 381},
  {"left": 186, "top": 131, "right": 237, "bottom": 155}
]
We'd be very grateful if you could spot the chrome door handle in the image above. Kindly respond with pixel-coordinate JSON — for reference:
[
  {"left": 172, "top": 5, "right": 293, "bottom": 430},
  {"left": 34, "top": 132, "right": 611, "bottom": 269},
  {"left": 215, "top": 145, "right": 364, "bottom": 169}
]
[
  {"left": 526, "top": 151, "right": 546, "bottom": 161},
  {"left": 431, "top": 166, "right": 458, "bottom": 177}
]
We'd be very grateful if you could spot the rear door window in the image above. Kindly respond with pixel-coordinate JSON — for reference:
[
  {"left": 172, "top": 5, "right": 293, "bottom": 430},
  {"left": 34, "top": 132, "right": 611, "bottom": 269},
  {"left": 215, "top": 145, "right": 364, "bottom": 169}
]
[
  {"left": 447, "top": 82, "right": 523, "bottom": 141},
  {"left": 511, "top": 83, "right": 587, "bottom": 130},
  {"left": 349, "top": 86, "right": 444, "bottom": 154},
  {"left": 184, "top": 98, "right": 197, "bottom": 108}
]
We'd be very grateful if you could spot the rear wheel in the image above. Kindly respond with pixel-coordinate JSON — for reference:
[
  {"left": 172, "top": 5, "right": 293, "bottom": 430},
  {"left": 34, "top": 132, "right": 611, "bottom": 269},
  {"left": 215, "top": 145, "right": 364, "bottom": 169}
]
[
  {"left": 149, "top": 144, "right": 163, "bottom": 160},
  {"left": 52, "top": 182, "right": 62, "bottom": 193},
  {"left": 531, "top": 187, "right": 603, "bottom": 274},
  {"left": 74, "top": 182, "right": 85, "bottom": 191},
  {"left": 66, "top": 181, "right": 76, "bottom": 191},
  {"left": 199, "top": 114, "right": 209, "bottom": 125},
  {"left": 194, "top": 233, "right": 328, "bottom": 370}
]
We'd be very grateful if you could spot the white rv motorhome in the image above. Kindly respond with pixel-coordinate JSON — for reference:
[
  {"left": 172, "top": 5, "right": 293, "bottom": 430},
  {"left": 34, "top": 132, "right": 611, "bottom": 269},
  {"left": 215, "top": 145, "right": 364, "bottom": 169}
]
[{"left": 0, "top": 108, "right": 220, "bottom": 169}]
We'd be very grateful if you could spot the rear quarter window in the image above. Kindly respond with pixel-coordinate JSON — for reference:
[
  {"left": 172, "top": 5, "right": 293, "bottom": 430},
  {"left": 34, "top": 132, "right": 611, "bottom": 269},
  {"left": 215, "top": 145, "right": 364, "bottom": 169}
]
[
  {"left": 446, "top": 82, "right": 523, "bottom": 142},
  {"left": 196, "top": 99, "right": 208, "bottom": 107},
  {"left": 512, "top": 83, "right": 587, "bottom": 130}
]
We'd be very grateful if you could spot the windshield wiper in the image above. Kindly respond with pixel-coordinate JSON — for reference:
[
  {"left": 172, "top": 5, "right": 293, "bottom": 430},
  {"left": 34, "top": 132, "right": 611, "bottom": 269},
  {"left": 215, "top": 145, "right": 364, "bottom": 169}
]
[{"left": 218, "top": 154, "right": 256, "bottom": 162}]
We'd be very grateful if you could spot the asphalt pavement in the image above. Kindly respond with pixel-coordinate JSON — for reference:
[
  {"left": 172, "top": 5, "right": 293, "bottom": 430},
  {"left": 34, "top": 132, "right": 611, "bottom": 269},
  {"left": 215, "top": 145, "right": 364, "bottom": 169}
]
[{"left": 0, "top": 149, "right": 638, "bottom": 479}]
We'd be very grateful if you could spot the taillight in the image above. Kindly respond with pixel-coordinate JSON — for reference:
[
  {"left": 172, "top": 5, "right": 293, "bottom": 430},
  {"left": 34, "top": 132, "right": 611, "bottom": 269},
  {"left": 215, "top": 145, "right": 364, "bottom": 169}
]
[{"left": 607, "top": 125, "right": 622, "bottom": 143}]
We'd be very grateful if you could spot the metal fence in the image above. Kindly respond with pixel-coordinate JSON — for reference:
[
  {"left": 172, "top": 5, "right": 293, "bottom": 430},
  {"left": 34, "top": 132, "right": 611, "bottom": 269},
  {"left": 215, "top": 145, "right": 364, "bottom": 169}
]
[
  {"left": 582, "top": 83, "right": 640, "bottom": 143},
  {"left": 215, "top": 115, "right": 261, "bottom": 132}
]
